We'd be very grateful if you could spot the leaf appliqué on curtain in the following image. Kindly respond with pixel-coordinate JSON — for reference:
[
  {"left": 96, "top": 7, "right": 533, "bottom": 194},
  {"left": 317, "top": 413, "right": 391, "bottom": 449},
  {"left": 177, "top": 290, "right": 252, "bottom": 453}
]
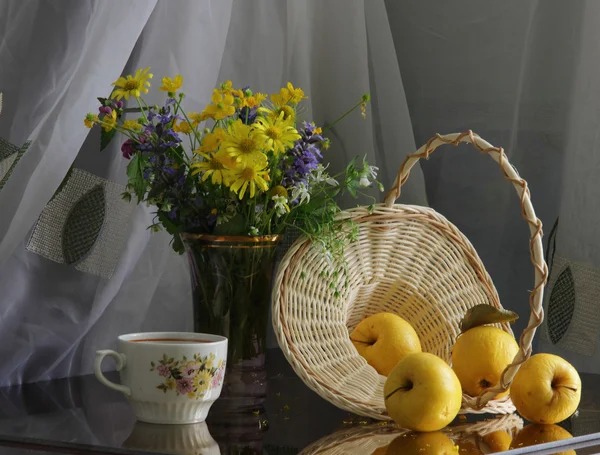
[
  {"left": 547, "top": 265, "right": 575, "bottom": 344},
  {"left": 62, "top": 184, "right": 106, "bottom": 265}
]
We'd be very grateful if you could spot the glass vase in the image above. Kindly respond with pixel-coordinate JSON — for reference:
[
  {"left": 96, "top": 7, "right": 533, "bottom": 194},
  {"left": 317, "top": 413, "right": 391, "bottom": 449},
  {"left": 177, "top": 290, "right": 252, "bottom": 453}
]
[{"left": 183, "top": 233, "right": 280, "bottom": 412}]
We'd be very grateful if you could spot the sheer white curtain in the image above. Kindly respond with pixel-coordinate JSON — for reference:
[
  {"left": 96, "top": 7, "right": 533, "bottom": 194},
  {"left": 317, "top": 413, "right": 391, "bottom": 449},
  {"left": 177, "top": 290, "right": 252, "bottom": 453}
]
[
  {"left": 386, "top": 0, "right": 600, "bottom": 372},
  {"left": 0, "top": 0, "right": 422, "bottom": 386}
]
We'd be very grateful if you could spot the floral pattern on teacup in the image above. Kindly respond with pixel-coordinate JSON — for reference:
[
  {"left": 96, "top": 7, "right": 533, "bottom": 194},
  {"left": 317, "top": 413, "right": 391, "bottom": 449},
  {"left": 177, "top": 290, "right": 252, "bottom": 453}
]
[{"left": 150, "top": 353, "right": 225, "bottom": 399}]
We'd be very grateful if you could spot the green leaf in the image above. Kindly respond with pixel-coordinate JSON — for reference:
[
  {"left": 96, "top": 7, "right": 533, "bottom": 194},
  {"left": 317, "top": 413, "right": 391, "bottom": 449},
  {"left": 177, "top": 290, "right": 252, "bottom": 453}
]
[
  {"left": 127, "top": 153, "right": 147, "bottom": 202},
  {"left": 461, "top": 304, "right": 519, "bottom": 333},
  {"left": 151, "top": 361, "right": 155, "bottom": 367},
  {"left": 100, "top": 127, "right": 117, "bottom": 151},
  {"left": 156, "top": 211, "right": 185, "bottom": 254}
]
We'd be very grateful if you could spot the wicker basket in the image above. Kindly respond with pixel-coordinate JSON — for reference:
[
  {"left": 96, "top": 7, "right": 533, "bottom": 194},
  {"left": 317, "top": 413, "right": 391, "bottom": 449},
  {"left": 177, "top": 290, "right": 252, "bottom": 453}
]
[{"left": 272, "top": 131, "right": 548, "bottom": 419}]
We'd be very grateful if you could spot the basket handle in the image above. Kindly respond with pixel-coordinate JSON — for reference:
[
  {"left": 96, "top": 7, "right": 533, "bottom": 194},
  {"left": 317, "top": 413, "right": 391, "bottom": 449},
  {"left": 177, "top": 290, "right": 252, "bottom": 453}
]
[{"left": 384, "top": 130, "right": 548, "bottom": 409}]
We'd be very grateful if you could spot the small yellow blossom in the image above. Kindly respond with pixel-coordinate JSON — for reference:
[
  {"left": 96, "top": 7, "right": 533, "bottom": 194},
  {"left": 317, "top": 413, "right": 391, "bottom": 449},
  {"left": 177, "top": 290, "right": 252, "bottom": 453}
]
[
  {"left": 122, "top": 119, "right": 142, "bottom": 131},
  {"left": 314, "top": 126, "right": 323, "bottom": 135},
  {"left": 102, "top": 110, "right": 117, "bottom": 132},
  {"left": 203, "top": 90, "right": 236, "bottom": 120},
  {"left": 159, "top": 75, "right": 183, "bottom": 92},
  {"left": 173, "top": 120, "right": 194, "bottom": 134},
  {"left": 237, "top": 92, "right": 267, "bottom": 109},
  {"left": 111, "top": 67, "right": 153, "bottom": 101},
  {"left": 84, "top": 113, "right": 98, "bottom": 128},
  {"left": 271, "top": 82, "right": 306, "bottom": 107},
  {"left": 199, "top": 127, "right": 226, "bottom": 152},
  {"left": 218, "top": 80, "right": 233, "bottom": 95},
  {"left": 286, "top": 82, "right": 306, "bottom": 104},
  {"left": 188, "top": 112, "right": 204, "bottom": 127},
  {"left": 166, "top": 378, "right": 176, "bottom": 390}
]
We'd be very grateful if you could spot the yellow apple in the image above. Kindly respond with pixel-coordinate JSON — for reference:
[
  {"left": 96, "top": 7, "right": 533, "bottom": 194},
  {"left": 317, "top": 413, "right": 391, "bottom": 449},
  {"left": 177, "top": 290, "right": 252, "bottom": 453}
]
[
  {"left": 510, "top": 353, "right": 581, "bottom": 424},
  {"left": 452, "top": 326, "right": 519, "bottom": 398},
  {"left": 384, "top": 352, "right": 462, "bottom": 432},
  {"left": 350, "top": 312, "right": 421, "bottom": 376},
  {"left": 386, "top": 431, "right": 456, "bottom": 455},
  {"left": 510, "top": 424, "right": 575, "bottom": 455}
]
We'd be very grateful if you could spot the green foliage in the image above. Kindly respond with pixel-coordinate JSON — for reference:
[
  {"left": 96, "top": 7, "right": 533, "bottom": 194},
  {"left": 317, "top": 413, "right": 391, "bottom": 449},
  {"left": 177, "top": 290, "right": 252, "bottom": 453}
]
[{"left": 100, "top": 127, "right": 116, "bottom": 151}]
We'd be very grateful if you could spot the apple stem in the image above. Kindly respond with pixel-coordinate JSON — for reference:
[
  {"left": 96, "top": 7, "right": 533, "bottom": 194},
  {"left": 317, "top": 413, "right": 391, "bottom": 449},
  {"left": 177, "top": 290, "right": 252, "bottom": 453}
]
[
  {"left": 384, "top": 382, "right": 414, "bottom": 400},
  {"left": 349, "top": 338, "right": 373, "bottom": 346}
]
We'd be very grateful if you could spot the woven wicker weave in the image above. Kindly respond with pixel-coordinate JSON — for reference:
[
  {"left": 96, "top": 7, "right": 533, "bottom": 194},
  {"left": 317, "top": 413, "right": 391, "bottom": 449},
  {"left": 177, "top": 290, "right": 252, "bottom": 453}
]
[{"left": 272, "top": 131, "right": 548, "bottom": 419}]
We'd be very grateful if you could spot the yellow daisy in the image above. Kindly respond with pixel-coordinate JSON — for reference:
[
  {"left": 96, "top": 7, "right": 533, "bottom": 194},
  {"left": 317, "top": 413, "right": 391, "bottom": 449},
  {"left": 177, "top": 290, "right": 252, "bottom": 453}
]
[
  {"left": 122, "top": 119, "right": 142, "bottom": 131},
  {"left": 102, "top": 110, "right": 117, "bottom": 132},
  {"left": 159, "top": 75, "right": 183, "bottom": 92},
  {"left": 111, "top": 67, "right": 153, "bottom": 101},
  {"left": 228, "top": 163, "right": 270, "bottom": 199},
  {"left": 253, "top": 113, "right": 301, "bottom": 155},
  {"left": 222, "top": 120, "right": 268, "bottom": 167},
  {"left": 203, "top": 90, "right": 236, "bottom": 120},
  {"left": 259, "top": 105, "right": 296, "bottom": 124},
  {"left": 84, "top": 113, "right": 98, "bottom": 128},
  {"left": 191, "top": 150, "right": 237, "bottom": 185},
  {"left": 198, "top": 127, "right": 226, "bottom": 152}
]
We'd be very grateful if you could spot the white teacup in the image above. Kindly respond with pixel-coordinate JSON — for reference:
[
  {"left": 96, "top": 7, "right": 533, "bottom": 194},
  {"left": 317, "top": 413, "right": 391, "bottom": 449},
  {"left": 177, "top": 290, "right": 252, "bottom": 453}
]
[{"left": 94, "top": 332, "right": 227, "bottom": 425}]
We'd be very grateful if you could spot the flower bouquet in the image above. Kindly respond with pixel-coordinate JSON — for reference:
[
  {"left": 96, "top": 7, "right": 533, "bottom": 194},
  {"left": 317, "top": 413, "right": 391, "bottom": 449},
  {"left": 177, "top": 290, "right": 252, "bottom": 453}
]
[{"left": 85, "top": 68, "right": 380, "bottom": 408}]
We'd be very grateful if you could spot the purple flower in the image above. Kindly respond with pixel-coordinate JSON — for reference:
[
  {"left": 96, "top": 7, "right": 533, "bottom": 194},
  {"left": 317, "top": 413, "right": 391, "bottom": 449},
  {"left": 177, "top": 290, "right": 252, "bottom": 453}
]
[
  {"left": 239, "top": 106, "right": 257, "bottom": 125},
  {"left": 176, "top": 378, "right": 194, "bottom": 395},
  {"left": 167, "top": 208, "right": 177, "bottom": 220},
  {"left": 121, "top": 139, "right": 136, "bottom": 159},
  {"left": 157, "top": 365, "right": 170, "bottom": 377},
  {"left": 281, "top": 122, "right": 325, "bottom": 188}
]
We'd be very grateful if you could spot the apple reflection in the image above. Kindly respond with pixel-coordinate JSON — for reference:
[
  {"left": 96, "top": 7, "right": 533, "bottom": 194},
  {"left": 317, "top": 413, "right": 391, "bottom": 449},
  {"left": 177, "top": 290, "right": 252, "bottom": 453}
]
[
  {"left": 299, "top": 414, "right": 524, "bottom": 455},
  {"left": 510, "top": 424, "right": 575, "bottom": 455},
  {"left": 122, "top": 421, "right": 220, "bottom": 455}
]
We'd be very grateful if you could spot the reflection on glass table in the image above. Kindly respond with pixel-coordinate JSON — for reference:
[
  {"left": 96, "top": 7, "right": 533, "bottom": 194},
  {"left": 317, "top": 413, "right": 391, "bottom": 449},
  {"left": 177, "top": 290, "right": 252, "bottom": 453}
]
[{"left": 0, "top": 349, "right": 599, "bottom": 454}]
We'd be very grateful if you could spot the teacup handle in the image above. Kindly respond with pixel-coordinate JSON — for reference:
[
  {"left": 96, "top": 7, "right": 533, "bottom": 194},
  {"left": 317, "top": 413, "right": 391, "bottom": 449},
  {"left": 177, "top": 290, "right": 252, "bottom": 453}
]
[{"left": 94, "top": 350, "right": 132, "bottom": 397}]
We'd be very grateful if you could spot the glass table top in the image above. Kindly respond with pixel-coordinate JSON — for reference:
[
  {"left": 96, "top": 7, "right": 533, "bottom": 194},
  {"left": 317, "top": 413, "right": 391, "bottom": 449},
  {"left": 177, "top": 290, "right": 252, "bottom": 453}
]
[{"left": 0, "top": 349, "right": 598, "bottom": 455}]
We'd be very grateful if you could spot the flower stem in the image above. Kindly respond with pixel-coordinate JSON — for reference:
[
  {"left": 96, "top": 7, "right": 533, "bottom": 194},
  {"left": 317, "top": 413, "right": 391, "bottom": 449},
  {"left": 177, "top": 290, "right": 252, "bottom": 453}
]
[{"left": 322, "top": 99, "right": 364, "bottom": 134}]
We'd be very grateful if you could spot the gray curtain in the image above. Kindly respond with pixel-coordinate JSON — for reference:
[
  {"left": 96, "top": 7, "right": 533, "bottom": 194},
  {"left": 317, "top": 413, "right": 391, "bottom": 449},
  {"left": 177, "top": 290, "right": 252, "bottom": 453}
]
[{"left": 1, "top": 0, "right": 597, "bottom": 385}]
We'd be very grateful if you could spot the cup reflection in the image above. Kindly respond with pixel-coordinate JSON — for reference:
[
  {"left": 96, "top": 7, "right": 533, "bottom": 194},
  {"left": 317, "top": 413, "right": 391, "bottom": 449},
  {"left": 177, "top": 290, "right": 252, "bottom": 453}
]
[{"left": 122, "top": 421, "right": 220, "bottom": 455}]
